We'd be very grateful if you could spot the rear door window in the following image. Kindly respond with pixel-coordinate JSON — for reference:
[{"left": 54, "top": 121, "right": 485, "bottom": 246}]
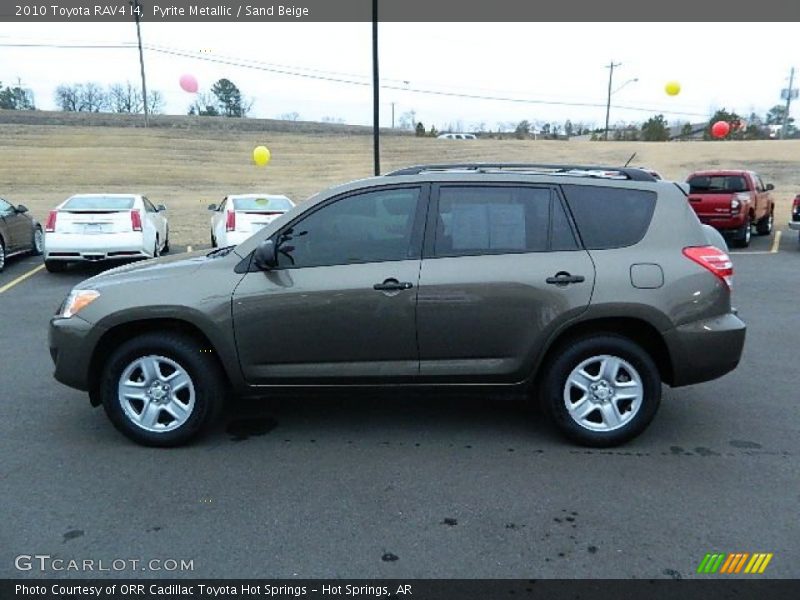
[{"left": 561, "top": 185, "right": 656, "bottom": 250}]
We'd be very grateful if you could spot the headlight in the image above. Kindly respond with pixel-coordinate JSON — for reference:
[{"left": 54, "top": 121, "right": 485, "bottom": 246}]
[{"left": 59, "top": 289, "right": 100, "bottom": 318}]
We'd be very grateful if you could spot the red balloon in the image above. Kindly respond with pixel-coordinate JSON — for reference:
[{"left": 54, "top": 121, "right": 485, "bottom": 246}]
[
  {"left": 711, "top": 121, "right": 730, "bottom": 138},
  {"left": 179, "top": 74, "right": 198, "bottom": 94}
]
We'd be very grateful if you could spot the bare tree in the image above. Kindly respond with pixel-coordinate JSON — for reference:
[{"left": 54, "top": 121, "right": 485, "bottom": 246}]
[
  {"left": 108, "top": 82, "right": 143, "bottom": 113},
  {"left": 55, "top": 84, "right": 80, "bottom": 111},
  {"left": 77, "top": 83, "right": 108, "bottom": 112},
  {"left": 279, "top": 112, "right": 300, "bottom": 121},
  {"left": 148, "top": 90, "right": 164, "bottom": 115}
]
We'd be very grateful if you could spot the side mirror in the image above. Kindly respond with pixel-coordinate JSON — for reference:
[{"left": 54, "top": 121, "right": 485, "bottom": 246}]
[
  {"left": 207, "top": 204, "right": 217, "bottom": 211},
  {"left": 766, "top": 183, "right": 775, "bottom": 191},
  {"left": 253, "top": 239, "right": 278, "bottom": 271},
  {"left": 157, "top": 204, "right": 167, "bottom": 212},
  {"left": 16, "top": 204, "right": 28, "bottom": 213}
]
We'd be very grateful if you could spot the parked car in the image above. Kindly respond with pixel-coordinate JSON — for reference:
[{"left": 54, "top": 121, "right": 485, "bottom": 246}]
[
  {"left": 49, "top": 163, "right": 745, "bottom": 448},
  {"left": 437, "top": 133, "right": 477, "bottom": 140},
  {"left": 788, "top": 193, "right": 800, "bottom": 243},
  {"left": 0, "top": 197, "right": 43, "bottom": 272},
  {"left": 685, "top": 170, "right": 775, "bottom": 247},
  {"left": 209, "top": 194, "right": 295, "bottom": 248},
  {"left": 43, "top": 194, "right": 169, "bottom": 272}
]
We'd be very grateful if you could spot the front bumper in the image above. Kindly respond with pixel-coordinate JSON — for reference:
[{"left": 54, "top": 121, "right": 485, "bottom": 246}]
[
  {"left": 44, "top": 232, "right": 149, "bottom": 262},
  {"left": 664, "top": 312, "right": 746, "bottom": 387},
  {"left": 48, "top": 315, "right": 103, "bottom": 392}
]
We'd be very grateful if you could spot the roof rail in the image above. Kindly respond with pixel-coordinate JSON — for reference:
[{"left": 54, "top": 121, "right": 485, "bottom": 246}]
[{"left": 384, "top": 163, "right": 658, "bottom": 182}]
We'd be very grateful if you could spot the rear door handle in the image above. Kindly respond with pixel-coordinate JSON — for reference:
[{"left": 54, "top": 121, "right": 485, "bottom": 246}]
[
  {"left": 374, "top": 278, "right": 413, "bottom": 291},
  {"left": 546, "top": 271, "right": 585, "bottom": 285}
]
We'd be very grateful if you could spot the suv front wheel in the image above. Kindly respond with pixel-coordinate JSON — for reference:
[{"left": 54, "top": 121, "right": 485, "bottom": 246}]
[
  {"left": 100, "top": 332, "right": 224, "bottom": 446},
  {"left": 541, "top": 334, "right": 661, "bottom": 447}
]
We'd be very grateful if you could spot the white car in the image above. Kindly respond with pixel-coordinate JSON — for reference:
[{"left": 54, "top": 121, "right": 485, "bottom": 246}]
[
  {"left": 437, "top": 133, "right": 477, "bottom": 140},
  {"left": 43, "top": 194, "right": 169, "bottom": 273},
  {"left": 209, "top": 194, "right": 295, "bottom": 247}
]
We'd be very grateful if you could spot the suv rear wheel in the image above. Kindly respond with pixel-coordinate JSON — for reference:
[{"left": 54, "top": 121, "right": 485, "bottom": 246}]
[
  {"left": 100, "top": 332, "right": 224, "bottom": 446},
  {"left": 541, "top": 334, "right": 661, "bottom": 447}
]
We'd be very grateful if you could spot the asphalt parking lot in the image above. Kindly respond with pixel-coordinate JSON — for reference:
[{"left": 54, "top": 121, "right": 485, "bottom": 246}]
[{"left": 0, "top": 230, "right": 798, "bottom": 580}]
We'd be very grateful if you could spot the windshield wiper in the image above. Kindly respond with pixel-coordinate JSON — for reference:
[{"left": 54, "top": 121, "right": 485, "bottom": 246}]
[{"left": 206, "top": 245, "right": 236, "bottom": 258}]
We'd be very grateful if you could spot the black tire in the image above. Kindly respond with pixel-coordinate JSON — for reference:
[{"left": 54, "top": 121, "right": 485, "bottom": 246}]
[
  {"left": 100, "top": 332, "right": 225, "bottom": 447},
  {"left": 755, "top": 209, "right": 773, "bottom": 236},
  {"left": 31, "top": 225, "right": 44, "bottom": 256},
  {"left": 540, "top": 334, "right": 661, "bottom": 447},
  {"left": 0, "top": 236, "right": 5, "bottom": 273},
  {"left": 162, "top": 229, "right": 170, "bottom": 254},
  {"left": 733, "top": 216, "right": 751, "bottom": 248},
  {"left": 153, "top": 237, "right": 160, "bottom": 258},
  {"left": 211, "top": 232, "right": 217, "bottom": 248},
  {"left": 45, "top": 259, "right": 67, "bottom": 273}
]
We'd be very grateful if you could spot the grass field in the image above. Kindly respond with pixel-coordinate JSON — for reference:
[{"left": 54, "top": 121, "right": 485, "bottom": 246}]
[{"left": 1, "top": 119, "right": 799, "bottom": 247}]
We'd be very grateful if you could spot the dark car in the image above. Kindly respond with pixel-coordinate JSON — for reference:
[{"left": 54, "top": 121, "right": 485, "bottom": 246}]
[
  {"left": 49, "top": 163, "right": 746, "bottom": 448},
  {"left": 0, "top": 197, "right": 43, "bottom": 272}
]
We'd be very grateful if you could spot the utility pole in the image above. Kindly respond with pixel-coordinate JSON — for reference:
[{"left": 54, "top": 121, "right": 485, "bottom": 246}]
[
  {"left": 130, "top": 0, "right": 149, "bottom": 127},
  {"left": 391, "top": 102, "right": 395, "bottom": 128},
  {"left": 781, "top": 66, "right": 795, "bottom": 140},
  {"left": 604, "top": 61, "right": 621, "bottom": 141},
  {"left": 371, "top": 0, "right": 380, "bottom": 176}
]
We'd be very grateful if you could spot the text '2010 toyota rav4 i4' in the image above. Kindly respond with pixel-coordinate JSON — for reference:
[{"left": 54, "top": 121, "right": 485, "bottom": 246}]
[{"left": 49, "top": 164, "right": 746, "bottom": 448}]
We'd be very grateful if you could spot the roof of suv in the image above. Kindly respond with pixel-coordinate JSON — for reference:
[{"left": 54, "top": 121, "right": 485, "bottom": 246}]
[{"left": 385, "top": 163, "right": 659, "bottom": 181}]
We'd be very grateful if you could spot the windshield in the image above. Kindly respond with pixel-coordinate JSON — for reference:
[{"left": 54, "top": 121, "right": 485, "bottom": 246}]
[
  {"left": 688, "top": 175, "right": 749, "bottom": 194},
  {"left": 232, "top": 196, "right": 293, "bottom": 211},
  {"left": 63, "top": 196, "right": 135, "bottom": 210}
]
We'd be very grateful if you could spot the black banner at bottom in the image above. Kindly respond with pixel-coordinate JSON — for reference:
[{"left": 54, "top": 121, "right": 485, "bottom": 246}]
[{"left": 3, "top": 579, "right": 800, "bottom": 600}]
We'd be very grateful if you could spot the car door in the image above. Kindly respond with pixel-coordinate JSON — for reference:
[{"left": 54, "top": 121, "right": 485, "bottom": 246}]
[
  {"left": 416, "top": 184, "right": 595, "bottom": 383},
  {"left": 142, "top": 197, "right": 165, "bottom": 244},
  {"left": 0, "top": 197, "right": 28, "bottom": 251},
  {"left": 232, "top": 185, "right": 427, "bottom": 384}
]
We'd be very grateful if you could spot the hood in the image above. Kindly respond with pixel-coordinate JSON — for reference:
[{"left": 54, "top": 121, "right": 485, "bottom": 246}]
[{"left": 77, "top": 250, "right": 213, "bottom": 289}]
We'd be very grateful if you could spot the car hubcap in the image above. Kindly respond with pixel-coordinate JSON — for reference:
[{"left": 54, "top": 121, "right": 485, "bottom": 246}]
[
  {"left": 118, "top": 355, "right": 195, "bottom": 433},
  {"left": 564, "top": 354, "right": 644, "bottom": 432},
  {"left": 34, "top": 229, "right": 43, "bottom": 253},
  {"left": 745, "top": 221, "right": 751, "bottom": 242},
  {"left": 0, "top": 245, "right": 4, "bottom": 269}
]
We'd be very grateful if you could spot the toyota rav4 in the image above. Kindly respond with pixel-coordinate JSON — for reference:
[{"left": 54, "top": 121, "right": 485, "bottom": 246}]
[{"left": 49, "top": 163, "right": 746, "bottom": 448}]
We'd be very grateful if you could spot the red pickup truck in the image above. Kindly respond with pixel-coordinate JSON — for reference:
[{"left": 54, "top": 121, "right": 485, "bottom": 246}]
[{"left": 685, "top": 170, "right": 775, "bottom": 247}]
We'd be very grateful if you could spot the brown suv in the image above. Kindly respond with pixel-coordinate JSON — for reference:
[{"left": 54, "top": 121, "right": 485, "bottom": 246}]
[{"left": 49, "top": 163, "right": 746, "bottom": 447}]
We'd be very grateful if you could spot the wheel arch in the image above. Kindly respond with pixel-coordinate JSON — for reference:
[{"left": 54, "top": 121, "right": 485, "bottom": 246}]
[{"left": 87, "top": 317, "right": 235, "bottom": 406}]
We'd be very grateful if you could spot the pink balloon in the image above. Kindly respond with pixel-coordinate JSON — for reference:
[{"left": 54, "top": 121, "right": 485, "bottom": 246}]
[{"left": 179, "top": 74, "right": 198, "bottom": 94}]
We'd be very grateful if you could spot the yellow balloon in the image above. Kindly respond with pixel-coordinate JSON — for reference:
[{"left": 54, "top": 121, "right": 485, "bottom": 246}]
[
  {"left": 665, "top": 81, "right": 681, "bottom": 96},
  {"left": 253, "top": 146, "right": 271, "bottom": 166}
]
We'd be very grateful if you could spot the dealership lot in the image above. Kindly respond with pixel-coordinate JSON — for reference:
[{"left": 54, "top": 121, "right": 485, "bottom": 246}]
[{"left": 0, "top": 230, "right": 798, "bottom": 579}]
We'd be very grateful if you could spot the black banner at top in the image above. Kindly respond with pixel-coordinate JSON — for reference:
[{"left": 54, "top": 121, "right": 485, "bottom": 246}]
[{"left": 2, "top": 0, "right": 800, "bottom": 22}]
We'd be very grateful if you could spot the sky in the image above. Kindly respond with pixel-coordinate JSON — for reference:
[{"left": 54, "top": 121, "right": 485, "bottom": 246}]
[{"left": 0, "top": 22, "right": 797, "bottom": 130}]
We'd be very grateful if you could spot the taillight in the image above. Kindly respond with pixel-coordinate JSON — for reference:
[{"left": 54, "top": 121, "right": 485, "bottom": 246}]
[
  {"left": 45, "top": 210, "right": 58, "bottom": 232},
  {"left": 731, "top": 192, "right": 749, "bottom": 213},
  {"left": 683, "top": 246, "right": 733, "bottom": 290},
  {"left": 130, "top": 210, "right": 142, "bottom": 231},
  {"left": 226, "top": 210, "right": 236, "bottom": 232},
  {"left": 792, "top": 196, "right": 800, "bottom": 217}
]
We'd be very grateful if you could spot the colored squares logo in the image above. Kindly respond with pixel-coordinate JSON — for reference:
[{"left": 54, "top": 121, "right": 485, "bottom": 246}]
[{"left": 697, "top": 552, "right": 773, "bottom": 574}]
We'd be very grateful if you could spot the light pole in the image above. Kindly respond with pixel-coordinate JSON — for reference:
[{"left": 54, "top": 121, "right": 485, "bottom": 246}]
[{"left": 130, "top": 0, "right": 149, "bottom": 127}]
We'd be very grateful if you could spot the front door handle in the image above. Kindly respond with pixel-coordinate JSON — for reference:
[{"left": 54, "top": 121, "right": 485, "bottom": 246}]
[
  {"left": 546, "top": 271, "right": 585, "bottom": 286},
  {"left": 374, "top": 278, "right": 413, "bottom": 291}
]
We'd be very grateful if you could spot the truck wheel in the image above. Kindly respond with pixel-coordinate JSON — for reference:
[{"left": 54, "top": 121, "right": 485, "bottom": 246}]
[
  {"left": 733, "top": 216, "right": 751, "bottom": 248},
  {"left": 541, "top": 334, "right": 661, "bottom": 447},
  {"left": 755, "top": 210, "right": 773, "bottom": 235},
  {"left": 100, "top": 332, "right": 225, "bottom": 447}
]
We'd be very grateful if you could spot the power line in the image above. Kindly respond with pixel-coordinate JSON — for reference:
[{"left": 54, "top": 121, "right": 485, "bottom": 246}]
[{"left": 0, "top": 41, "right": 712, "bottom": 118}]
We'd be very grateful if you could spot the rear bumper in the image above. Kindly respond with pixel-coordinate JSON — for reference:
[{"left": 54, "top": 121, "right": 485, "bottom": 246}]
[
  {"left": 48, "top": 315, "right": 101, "bottom": 392},
  {"left": 695, "top": 215, "right": 746, "bottom": 231},
  {"left": 44, "top": 232, "right": 148, "bottom": 261},
  {"left": 788, "top": 221, "right": 800, "bottom": 231},
  {"left": 664, "top": 312, "right": 746, "bottom": 387}
]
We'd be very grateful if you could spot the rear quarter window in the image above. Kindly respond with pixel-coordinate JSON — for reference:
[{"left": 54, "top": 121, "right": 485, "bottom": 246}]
[{"left": 561, "top": 185, "right": 656, "bottom": 250}]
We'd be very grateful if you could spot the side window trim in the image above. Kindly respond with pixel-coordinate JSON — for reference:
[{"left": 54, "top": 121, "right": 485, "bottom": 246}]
[
  {"left": 423, "top": 182, "right": 563, "bottom": 259},
  {"left": 262, "top": 183, "right": 430, "bottom": 271}
]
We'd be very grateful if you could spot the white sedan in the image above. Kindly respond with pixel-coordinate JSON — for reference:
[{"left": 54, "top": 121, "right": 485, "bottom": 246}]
[
  {"left": 209, "top": 194, "right": 295, "bottom": 247},
  {"left": 44, "top": 194, "right": 169, "bottom": 273}
]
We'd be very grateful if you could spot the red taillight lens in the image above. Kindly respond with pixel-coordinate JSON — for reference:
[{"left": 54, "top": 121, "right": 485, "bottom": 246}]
[
  {"left": 793, "top": 196, "right": 800, "bottom": 213},
  {"left": 226, "top": 210, "right": 236, "bottom": 232},
  {"left": 130, "top": 209, "right": 142, "bottom": 231},
  {"left": 683, "top": 245, "right": 733, "bottom": 289},
  {"left": 45, "top": 210, "right": 58, "bottom": 232}
]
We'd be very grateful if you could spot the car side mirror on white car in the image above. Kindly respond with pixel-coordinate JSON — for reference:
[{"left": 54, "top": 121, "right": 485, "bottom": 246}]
[{"left": 207, "top": 204, "right": 217, "bottom": 211}]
